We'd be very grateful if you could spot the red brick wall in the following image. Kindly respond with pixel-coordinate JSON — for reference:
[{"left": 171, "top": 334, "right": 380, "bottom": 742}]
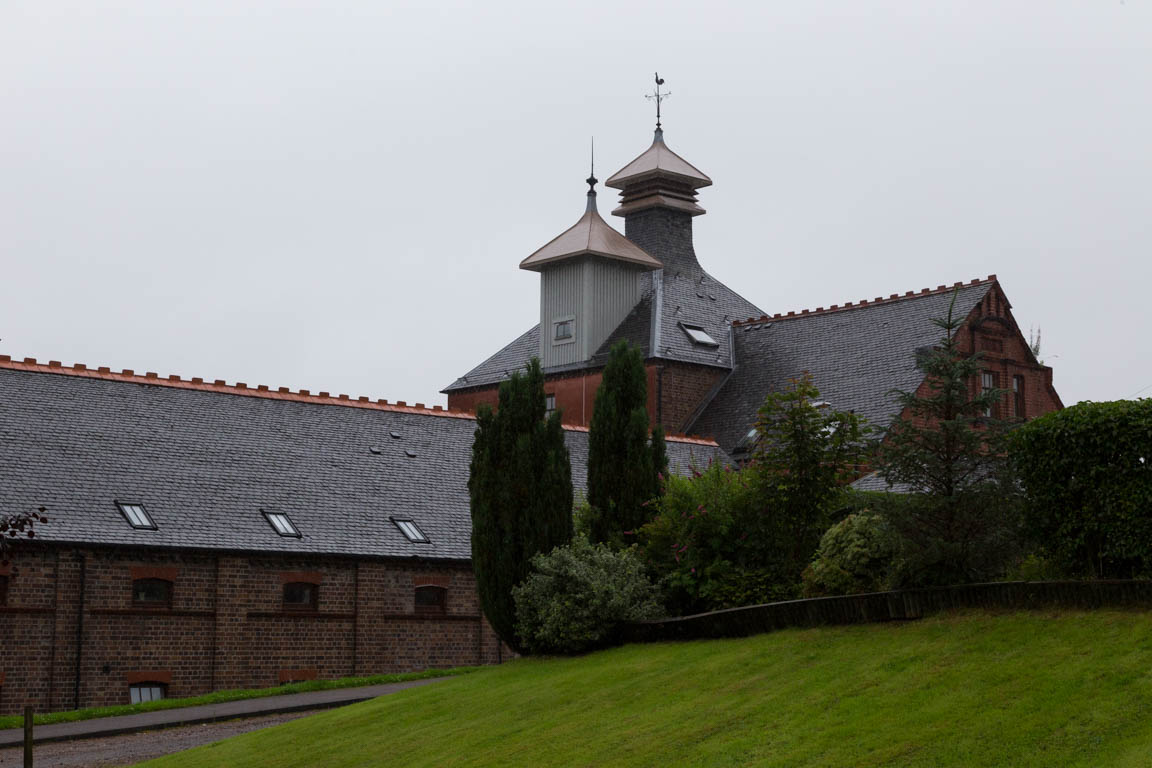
[
  {"left": 447, "top": 361, "right": 725, "bottom": 435},
  {"left": 0, "top": 546, "right": 502, "bottom": 714},
  {"left": 958, "top": 284, "right": 1062, "bottom": 419}
]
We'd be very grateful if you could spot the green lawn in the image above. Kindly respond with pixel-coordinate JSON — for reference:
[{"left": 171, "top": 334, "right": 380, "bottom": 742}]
[
  {"left": 138, "top": 610, "right": 1152, "bottom": 767},
  {"left": 0, "top": 667, "right": 475, "bottom": 730}
]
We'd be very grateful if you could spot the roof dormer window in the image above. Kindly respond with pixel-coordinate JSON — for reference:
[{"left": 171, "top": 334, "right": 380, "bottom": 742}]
[
  {"left": 117, "top": 502, "right": 157, "bottom": 530},
  {"left": 681, "top": 323, "right": 719, "bottom": 347}
]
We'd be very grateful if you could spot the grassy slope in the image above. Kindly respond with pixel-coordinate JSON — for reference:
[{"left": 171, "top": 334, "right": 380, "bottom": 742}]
[{"left": 138, "top": 611, "right": 1152, "bottom": 768}]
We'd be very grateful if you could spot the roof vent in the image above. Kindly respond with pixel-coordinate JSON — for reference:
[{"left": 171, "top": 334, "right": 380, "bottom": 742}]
[
  {"left": 369, "top": 446, "right": 384, "bottom": 455},
  {"left": 404, "top": 449, "right": 417, "bottom": 458},
  {"left": 390, "top": 431, "right": 402, "bottom": 440}
]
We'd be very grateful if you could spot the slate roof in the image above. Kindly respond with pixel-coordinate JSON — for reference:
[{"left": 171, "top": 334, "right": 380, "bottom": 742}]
[
  {"left": 443, "top": 267, "right": 762, "bottom": 391},
  {"left": 687, "top": 279, "right": 995, "bottom": 454},
  {"left": 0, "top": 362, "right": 728, "bottom": 561}
]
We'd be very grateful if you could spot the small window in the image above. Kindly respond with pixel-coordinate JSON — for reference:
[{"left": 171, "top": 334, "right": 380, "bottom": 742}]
[
  {"left": 0, "top": 575, "right": 8, "bottom": 607},
  {"left": 132, "top": 578, "right": 172, "bottom": 608},
  {"left": 392, "top": 517, "right": 429, "bottom": 543},
  {"left": 414, "top": 585, "right": 446, "bottom": 614},
  {"left": 1013, "top": 375, "right": 1026, "bottom": 419},
  {"left": 117, "top": 502, "right": 156, "bottom": 530},
  {"left": 263, "top": 510, "right": 301, "bottom": 538},
  {"left": 129, "top": 683, "right": 166, "bottom": 705},
  {"left": 681, "top": 323, "right": 719, "bottom": 347},
  {"left": 544, "top": 393, "right": 556, "bottom": 417},
  {"left": 981, "top": 371, "right": 998, "bottom": 418},
  {"left": 552, "top": 316, "right": 575, "bottom": 345},
  {"left": 283, "top": 582, "right": 318, "bottom": 611}
]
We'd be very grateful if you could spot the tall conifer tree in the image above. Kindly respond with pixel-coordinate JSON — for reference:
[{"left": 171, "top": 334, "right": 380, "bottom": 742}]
[
  {"left": 468, "top": 358, "right": 573, "bottom": 651},
  {"left": 587, "top": 341, "right": 666, "bottom": 546}
]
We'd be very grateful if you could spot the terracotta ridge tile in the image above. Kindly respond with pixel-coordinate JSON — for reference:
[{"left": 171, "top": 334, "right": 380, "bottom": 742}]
[
  {"left": 734, "top": 275, "right": 997, "bottom": 327},
  {"left": 0, "top": 356, "right": 475, "bottom": 420}
]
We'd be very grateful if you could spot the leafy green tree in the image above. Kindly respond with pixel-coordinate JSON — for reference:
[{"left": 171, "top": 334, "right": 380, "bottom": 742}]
[
  {"left": 876, "top": 289, "right": 1021, "bottom": 586},
  {"left": 747, "top": 373, "right": 870, "bottom": 578},
  {"left": 640, "top": 376, "right": 867, "bottom": 614},
  {"left": 880, "top": 290, "right": 1008, "bottom": 497},
  {"left": 1011, "top": 399, "right": 1152, "bottom": 578},
  {"left": 586, "top": 341, "right": 666, "bottom": 547},
  {"left": 468, "top": 358, "right": 573, "bottom": 651}
]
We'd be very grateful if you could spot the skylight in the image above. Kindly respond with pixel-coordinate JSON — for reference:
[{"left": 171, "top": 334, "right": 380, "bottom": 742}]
[
  {"left": 117, "top": 502, "right": 156, "bottom": 530},
  {"left": 263, "top": 510, "right": 301, "bottom": 538},
  {"left": 392, "top": 518, "right": 429, "bottom": 543},
  {"left": 681, "top": 323, "right": 719, "bottom": 347}
]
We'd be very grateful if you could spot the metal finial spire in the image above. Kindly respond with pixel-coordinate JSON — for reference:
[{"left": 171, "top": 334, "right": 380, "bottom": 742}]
[
  {"left": 645, "top": 72, "right": 670, "bottom": 130},
  {"left": 585, "top": 137, "right": 598, "bottom": 212}
]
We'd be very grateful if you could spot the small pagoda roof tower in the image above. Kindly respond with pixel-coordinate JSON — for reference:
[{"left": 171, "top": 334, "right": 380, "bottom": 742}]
[
  {"left": 520, "top": 172, "right": 663, "bottom": 272},
  {"left": 604, "top": 73, "right": 712, "bottom": 218}
]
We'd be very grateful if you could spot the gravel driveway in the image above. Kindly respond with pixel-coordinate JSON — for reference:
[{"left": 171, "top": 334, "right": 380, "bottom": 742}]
[{"left": 0, "top": 708, "right": 324, "bottom": 767}]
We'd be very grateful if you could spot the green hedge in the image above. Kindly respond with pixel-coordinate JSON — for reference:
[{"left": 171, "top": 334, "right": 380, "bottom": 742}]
[{"left": 1011, "top": 399, "right": 1152, "bottom": 578}]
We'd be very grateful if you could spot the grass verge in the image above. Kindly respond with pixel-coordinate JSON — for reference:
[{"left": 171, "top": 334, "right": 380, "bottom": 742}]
[
  {"left": 136, "top": 610, "right": 1152, "bottom": 767},
  {"left": 0, "top": 667, "right": 477, "bottom": 730}
]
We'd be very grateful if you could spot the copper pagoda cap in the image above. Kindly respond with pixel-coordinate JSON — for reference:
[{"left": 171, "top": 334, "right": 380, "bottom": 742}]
[
  {"left": 604, "top": 128, "right": 712, "bottom": 191},
  {"left": 519, "top": 176, "right": 663, "bottom": 272}
]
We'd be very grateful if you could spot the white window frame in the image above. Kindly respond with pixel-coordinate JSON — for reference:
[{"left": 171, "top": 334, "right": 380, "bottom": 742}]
[
  {"left": 263, "top": 510, "right": 301, "bottom": 538},
  {"left": 392, "top": 517, "right": 429, "bottom": 543},
  {"left": 117, "top": 501, "right": 157, "bottom": 530},
  {"left": 129, "top": 683, "right": 166, "bottom": 705},
  {"left": 544, "top": 393, "right": 556, "bottom": 417},
  {"left": 552, "top": 315, "right": 576, "bottom": 346}
]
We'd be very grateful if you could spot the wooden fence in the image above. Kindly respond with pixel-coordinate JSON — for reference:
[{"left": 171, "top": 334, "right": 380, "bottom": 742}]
[{"left": 623, "top": 580, "right": 1152, "bottom": 643}]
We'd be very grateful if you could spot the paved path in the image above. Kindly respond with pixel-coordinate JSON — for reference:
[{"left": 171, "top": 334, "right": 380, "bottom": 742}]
[{"left": 0, "top": 677, "right": 447, "bottom": 748}]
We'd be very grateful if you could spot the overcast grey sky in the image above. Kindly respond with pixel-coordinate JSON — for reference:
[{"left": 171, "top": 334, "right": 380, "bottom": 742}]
[{"left": 2, "top": 1, "right": 1149, "bottom": 411}]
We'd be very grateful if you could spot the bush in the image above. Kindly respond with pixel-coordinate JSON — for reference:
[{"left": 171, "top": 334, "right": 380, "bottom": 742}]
[
  {"left": 882, "top": 485, "right": 1023, "bottom": 588},
  {"left": 1011, "top": 399, "right": 1152, "bottom": 578},
  {"left": 513, "top": 538, "right": 662, "bottom": 655},
  {"left": 639, "top": 462, "right": 767, "bottom": 614},
  {"left": 802, "top": 513, "right": 896, "bottom": 597}
]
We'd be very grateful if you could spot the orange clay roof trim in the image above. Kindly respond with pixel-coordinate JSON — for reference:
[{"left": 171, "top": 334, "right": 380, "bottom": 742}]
[
  {"left": 732, "top": 275, "right": 997, "bottom": 327},
  {"left": 0, "top": 355, "right": 718, "bottom": 446}
]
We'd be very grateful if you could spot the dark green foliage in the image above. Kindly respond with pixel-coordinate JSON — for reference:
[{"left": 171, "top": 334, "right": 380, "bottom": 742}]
[
  {"left": 876, "top": 290, "right": 1021, "bottom": 586},
  {"left": 1011, "top": 399, "right": 1152, "bottom": 578},
  {"left": 879, "top": 290, "right": 1008, "bottom": 497},
  {"left": 468, "top": 358, "right": 573, "bottom": 651},
  {"left": 513, "top": 538, "right": 662, "bottom": 655},
  {"left": 802, "top": 512, "right": 897, "bottom": 597},
  {"left": 640, "top": 376, "right": 868, "bottom": 614},
  {"left": 639, "top": 461, "right": 763, "bottom": 614},
  {"left": 586, "top": 341, "right": 664, "bottom": 547},
  {"left": 748, "top": 373, "right": 870, "bottom": 578}
]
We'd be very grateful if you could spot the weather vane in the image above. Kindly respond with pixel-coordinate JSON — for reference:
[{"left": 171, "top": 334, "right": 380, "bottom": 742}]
[{"left": 645, "top": 72, "right": 670, "bottom": 130}]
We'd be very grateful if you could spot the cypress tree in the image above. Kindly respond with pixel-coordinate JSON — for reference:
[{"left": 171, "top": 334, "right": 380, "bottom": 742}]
[
  {"left": 468, "top": 358, "right": 573, "bottom": 651},
  {"left": 587, "top": 341, "right": 665, "bottom": 546}
]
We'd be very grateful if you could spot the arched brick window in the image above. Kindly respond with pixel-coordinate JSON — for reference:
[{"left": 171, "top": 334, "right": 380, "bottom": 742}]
[
  {"left": 414, "top": 585, "right": 447, "bottom": 614},
  {"left": 132, "top": 578, "right": 172, "bottom": 608}
]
